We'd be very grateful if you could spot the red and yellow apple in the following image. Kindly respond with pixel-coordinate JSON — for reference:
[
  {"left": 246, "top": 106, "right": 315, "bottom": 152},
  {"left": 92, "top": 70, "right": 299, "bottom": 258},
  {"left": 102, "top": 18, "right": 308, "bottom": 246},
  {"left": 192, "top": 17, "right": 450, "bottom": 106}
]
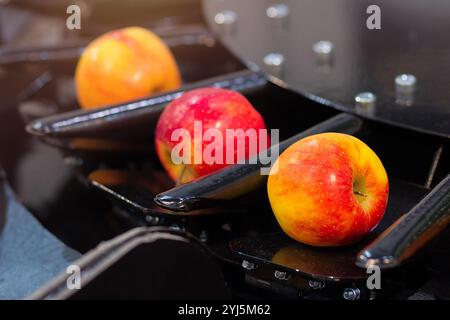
[
  {"left": 267, "top": 133, "right": 389, "bottom": 247},
  {"left": 75, "top": 26, "right": 181, "bottom": 109},
  {"left": 155, "top": 88, "right": 269, "bottom": 184}
]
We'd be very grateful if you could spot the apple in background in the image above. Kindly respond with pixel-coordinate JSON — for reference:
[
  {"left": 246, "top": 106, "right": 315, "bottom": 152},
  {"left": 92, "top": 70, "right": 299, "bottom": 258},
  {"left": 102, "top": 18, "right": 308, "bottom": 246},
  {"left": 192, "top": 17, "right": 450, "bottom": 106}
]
[
  {"left": 75, "top": 26, "right": 181, "bottom": 109},
  {"left": 267, "top": 133, "right": 389, "bottom": 247},
  {"left": 155, "top": 88, "right": 269, "bottom": 184}
]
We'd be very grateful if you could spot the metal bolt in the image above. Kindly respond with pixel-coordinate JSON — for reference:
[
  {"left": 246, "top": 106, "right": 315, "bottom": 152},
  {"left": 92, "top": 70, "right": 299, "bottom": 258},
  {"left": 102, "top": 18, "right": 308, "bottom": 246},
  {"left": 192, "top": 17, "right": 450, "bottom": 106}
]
[
  {"left": 308, "top": 280, "right": 325, "bottom": 290},
  {"left": 355, "top": 92, "right": 376, "bottom": 116},
  {"left": 264, "top": 53, "right": 285, "bottom": 67},
  {"left": 199, "top": 230, "right": 208, "bottom": 242},
  {"left": 343, "top": 288, "right": 361, "bottom": 300},
  {"left": 395, "top": 73, "right": 417, "bottom": 88},
  {"left": 266, "top": 4, "right": 289, "bottom": 19},
  {"left": 395, "top": 74, "right": 416, "bottom": 106},
  {"left": 145, "top": 215, "right": 160, "bottom": 225},
  {"left": 242, "top": 260, "right": 256, "bottom": 270},
  {"left": 214, "top": 10, "right": 237, "bottom": 25},
  {"left": 355, "top": 92, "right": 376, "bottom": 106},
  {"left": 274, "top": 270, "right": 291, "bottom": 280},
  {"left": 214, "top": 10, "right": 237, "bottom": 35},
  {"left": 263, "top": 53, "right": 285, "bottom": 78},
  {"left": 170, "top": 224, "right": 182, "bottom": 231},
  {"left": 313, "top": 41, "right": 334, "bottom": 59}
]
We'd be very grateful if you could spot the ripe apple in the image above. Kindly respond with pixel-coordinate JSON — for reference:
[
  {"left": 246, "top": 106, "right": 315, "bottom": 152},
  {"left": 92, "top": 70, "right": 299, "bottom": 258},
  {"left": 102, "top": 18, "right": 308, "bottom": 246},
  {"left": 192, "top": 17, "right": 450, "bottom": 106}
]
[
  {"left": 155, "top": 88, "right": 269, "bottom": 184},
  {"left": 267, "top": 133, "right": 389, "bottom": 247},
  {"left": 75, "top": 26, "right": 181, "bottom": 109}
]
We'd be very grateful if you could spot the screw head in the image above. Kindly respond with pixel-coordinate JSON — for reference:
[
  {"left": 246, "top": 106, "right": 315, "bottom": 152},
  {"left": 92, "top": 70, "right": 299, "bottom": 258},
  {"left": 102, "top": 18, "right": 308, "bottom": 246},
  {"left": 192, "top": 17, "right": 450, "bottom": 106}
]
[
  {"left": 355, "top": 92, "right": 377, "bottom": 116},
  {"left": 308, "top": 280, "right": 325, "bottom": 290},
  {"left": 214, "top": 10, "right": 237, "bottom": 25},
  {"left": 145, "top": 215, "right": 160, "bottom": 225},
  {"left": 263, "top": 53, "right": 285, "bottom": 78},
  {"left": 169, "top": 224, "right": 182, "bottom": 231},
  {"left": 242, "top": 260, "right": 256, "bottom": 270},
  {"left": 313, "top": 41, "right": 334, "bottom": 57},
  {"left": 355, "top": 92, "right": 376, "bottom": 105},
  {"left": 343, "top": 288, "right": 361, "bottom": 300},
  {"left": 214, "top": 10, "right": 237, "bottom": 36},
  {"left": 199, "top": 230, "right": 208, "bottom": 242},
  {"left": 395, "top": 74, "right": 416, "bottom": 106},
  {"left": 266, "top": 4, "right": 289, "bottom": 19},
  {"left": 274, "top": 270, "right": 291, "bottom": 280},
  {"left": 395, "top": 74, "right": 417, "bottom": 88},
  {"left": 263, "top": 53, "right": 285, "bottom": 67}
]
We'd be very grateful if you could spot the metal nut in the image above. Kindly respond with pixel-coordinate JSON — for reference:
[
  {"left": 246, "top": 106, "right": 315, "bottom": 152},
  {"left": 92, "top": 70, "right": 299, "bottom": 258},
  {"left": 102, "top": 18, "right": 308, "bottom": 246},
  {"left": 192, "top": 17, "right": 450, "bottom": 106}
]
[
  {"left": 214, "top": 10, "right": 237, "bottom": 35},
  {"left": 263, "top": 53, "right": 285, "bottom": 78},
  {"left": 242, "top": 260, "right": 256, "bottom": 270},
  {"left": 355, "top": 92, "right": 376, "bottom": 116},
  {"left": 266, "top": 4, "right": 289, "bottom": 19},
  {"left": 395, "top": 74, "right": 416, "bottom": 106},
  {"left": 274, "top": 270, "right": 291, "bottom": 280},
  {"left": 343, "top": 288, "right": 361, "bottom": 300},
  {"left": 313, "top": 40, "right": 334, "bottom": 58},
  {"left": 308, "top": 280, "right": 325, "bottom": 290}
]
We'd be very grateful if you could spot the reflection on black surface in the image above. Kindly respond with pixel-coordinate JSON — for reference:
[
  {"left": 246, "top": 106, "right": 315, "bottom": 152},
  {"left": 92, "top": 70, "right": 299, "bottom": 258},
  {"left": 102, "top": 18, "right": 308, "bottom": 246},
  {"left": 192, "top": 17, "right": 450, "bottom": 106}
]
[
  {"left": 0, "top": 0, "right": 246, "bottom": 252},
  {"left": 230, "top": 178, "right": 429, "bottom": 282}
]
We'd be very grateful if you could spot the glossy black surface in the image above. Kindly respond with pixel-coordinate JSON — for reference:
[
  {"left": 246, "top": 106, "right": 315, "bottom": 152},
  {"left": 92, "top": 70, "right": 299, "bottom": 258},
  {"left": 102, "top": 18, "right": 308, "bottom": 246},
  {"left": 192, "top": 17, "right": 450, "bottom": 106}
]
[
  {"left": 155, "top": 113, "right": 362, "bottom": 212},
  {"left": 85, "top": 81, "right": 338, "bottom": 216},
  {"left": 80, "top": 74, "right": 450, "bottom": 282},
  {"left": 2, "top": 1, "right": 450, "bottom": 300},
  {"left": 204, "top": 0, "right": 450, "bottom": 138},
  {"left": 230, "top": 178, "right": 428, "bottom": 282},
  {"left": 30, "top": 227, "right": 230, "bottom": 300},
  {"left": 0, "top": 7, "right": 247, "bottom": 252},
  {"left": 26, "top": 70, "right": 264, "bottom": 149},
  {"left": 358, "top": 174, "right": 450, "bottom": 269},
  {"left": 88, "top": 168, "right": 236, "bottom": 218}
]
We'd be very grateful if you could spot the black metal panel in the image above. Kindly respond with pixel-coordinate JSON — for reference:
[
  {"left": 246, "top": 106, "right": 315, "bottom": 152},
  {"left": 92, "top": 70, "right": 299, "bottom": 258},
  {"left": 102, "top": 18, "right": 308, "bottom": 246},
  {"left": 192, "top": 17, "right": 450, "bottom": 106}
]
[
  {"left": 203, "top": 0, "right": 450, "bottom": 138},
  {"left": 30, "top": 228, "right": 230, "bottom": 300}
]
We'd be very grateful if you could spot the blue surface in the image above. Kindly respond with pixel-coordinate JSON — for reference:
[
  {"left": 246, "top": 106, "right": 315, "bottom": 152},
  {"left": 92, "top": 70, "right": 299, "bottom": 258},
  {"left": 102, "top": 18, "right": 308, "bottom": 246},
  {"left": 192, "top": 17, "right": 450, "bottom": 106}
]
[{"left": 0, "top": 183, "right": 80, "bottom": 299}]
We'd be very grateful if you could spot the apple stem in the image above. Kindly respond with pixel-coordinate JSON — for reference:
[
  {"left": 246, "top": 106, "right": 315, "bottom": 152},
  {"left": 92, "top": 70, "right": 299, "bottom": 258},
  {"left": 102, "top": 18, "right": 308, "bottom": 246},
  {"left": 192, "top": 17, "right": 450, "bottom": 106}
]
[{"left": 353, "top": 190, "right": 367, "bottom": 198}]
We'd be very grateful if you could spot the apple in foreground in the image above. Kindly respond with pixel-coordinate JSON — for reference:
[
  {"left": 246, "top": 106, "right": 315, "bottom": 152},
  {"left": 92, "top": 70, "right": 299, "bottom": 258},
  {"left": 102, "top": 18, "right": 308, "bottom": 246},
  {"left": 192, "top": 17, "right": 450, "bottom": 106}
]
[
  {"left": 267, "top": 133, "right": 389, "bottom": 247},
  {"left": 155, "top": 88, "right": 269, "bottom": 184}
]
